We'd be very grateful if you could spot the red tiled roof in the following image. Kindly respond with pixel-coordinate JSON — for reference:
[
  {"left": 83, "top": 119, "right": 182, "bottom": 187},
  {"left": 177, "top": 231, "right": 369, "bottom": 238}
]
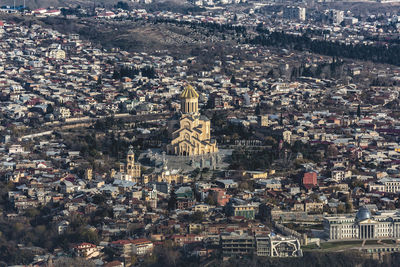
[
  {"left": 131, "top": 238, "right": 151, "bottom": 245},
  {"left": 75, "top": 242, "right": 96, "bottom": 249}
]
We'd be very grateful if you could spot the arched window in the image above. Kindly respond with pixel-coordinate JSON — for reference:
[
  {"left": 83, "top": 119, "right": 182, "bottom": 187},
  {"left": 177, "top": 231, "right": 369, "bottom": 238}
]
[{"left": 184, "top": 133, "right": 190, "bottom": 141}]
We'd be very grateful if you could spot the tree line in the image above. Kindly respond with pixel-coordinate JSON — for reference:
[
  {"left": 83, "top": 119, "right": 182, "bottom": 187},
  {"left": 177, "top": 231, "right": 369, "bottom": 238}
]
[
  {"left": 248, "top": 31, "right": 400, "bottom": 66},
  {"left": 148, "top": 17, "right": 400, "bottom": 66},
  {"left": 152, "top": 18, "right": 247, "bottom": 35},
  {"left": 112, "top": 66, "right": 157, "bottom": 80}
]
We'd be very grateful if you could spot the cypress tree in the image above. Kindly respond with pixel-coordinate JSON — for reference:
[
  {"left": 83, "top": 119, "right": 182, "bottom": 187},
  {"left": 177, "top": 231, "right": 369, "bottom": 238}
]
[{"left": 168, "top": 189, "right": 177, "bottom": 211}]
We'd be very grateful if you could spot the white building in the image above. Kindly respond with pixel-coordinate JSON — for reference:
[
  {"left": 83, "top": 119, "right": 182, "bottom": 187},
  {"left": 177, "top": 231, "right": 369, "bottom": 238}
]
[
  {"left": 283, "top": 130, "right": 292, "bottom": 144},
  {"left": 55, "top": 107, "right": 71, "bottom": 119},
  {"left": 131, "top": 239, "right": 154, "bottom": 256},
  {"left": 9, "top": 144, "right": 24, "bottom": 154},
  {"left": 369, "top": 178, "right": 400, "bottom": 193},
  {"left": 330, "top": 10, "right": 344, "bottom": 24},
  {"left": 324, "top": 207, "right": 400, "bottom": 240},
  {"left": 381, "top": 178, "right": 400, "bottom": 193},
  {"left": 49, "top": 47, "right": 66, "bottom": 59}
]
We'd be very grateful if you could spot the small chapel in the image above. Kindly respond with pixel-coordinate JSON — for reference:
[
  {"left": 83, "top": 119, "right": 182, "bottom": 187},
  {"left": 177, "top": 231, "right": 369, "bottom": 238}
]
[{"left": 167, "top": 85, "right": 218, "bottom": 156}]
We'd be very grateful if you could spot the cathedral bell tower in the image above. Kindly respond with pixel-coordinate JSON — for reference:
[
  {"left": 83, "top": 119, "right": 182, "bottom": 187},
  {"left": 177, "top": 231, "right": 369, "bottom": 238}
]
[
  {"left": 180, "top": 85, "right": 199, "bottom": 114},
  {"left": 126, "top": 145, "right": 135, "bottom": 175},
  {"left": 126, "top": 145, "right": 141, "bottom": 179}
]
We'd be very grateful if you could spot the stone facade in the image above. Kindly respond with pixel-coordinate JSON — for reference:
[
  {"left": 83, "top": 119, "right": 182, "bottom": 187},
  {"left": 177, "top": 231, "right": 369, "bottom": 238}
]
[
  {"left": 119, "top": 146, "right": 141, "bottom": 181},
  {"left": 167, "top": 85, "right": 218, "bottom": 156},
  {"left": 324, "top": 207, "right": 400, "bottom": 240}
]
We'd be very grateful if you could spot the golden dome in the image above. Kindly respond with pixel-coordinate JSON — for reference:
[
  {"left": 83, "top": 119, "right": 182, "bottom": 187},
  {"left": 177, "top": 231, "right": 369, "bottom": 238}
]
[{"left": 180, "top": 85, "right": 199, "bottom": 99}]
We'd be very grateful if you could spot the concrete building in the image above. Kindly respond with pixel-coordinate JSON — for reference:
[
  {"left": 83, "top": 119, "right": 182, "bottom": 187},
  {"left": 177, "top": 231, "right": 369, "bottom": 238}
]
[
  {"left": 381, "top": 178, "right": 400, "bottom": 193},
  {"left": 221, "top": 232, "right": 302, "bottom": 257},
  {"left": 303, "top": 172, "right": 317, "bottom": 187},
  {"left": 283, "top": 130, "right": 292, "bottom": 144},
  {"left": 226, "top": 202, "right": 257, "bottom": 219},
  {"left": 259, "top": 115, "right": 269, "bottom": 127},
  {"left": 330, "top": 10, "right": 344, "bottom": 24},
  {"left": 221, "top": 232, "right": 255, "bottom": 256},
  {"left": 369, "top": 178, "right": 400, "bottom": 193},
  {"left": 55, "top": 107, "right": 71, "bottom": 119},
  {"left": 283, "top": 6, "right": 306, "bottom": 21},
  {"left": 207, "top": 188, "right": 231, "bottom": 206},
  {"left": 48, "top": 47, "right": 66, "bottom": 59},
  {"left": 131, "top": 239, "right": 154, "bottom": 256},
  {"left": 73, "top": 243, "right": 100, "bottom": 259}
]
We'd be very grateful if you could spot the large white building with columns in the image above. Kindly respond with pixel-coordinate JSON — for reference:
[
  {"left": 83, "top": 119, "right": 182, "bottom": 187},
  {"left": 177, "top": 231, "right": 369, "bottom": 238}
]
[{"left": 324, "top": 207, "right": 400, "bottom": 240}]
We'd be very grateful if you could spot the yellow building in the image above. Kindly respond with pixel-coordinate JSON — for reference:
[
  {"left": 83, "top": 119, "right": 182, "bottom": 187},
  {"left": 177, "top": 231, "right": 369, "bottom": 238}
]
[
  {"left": 143, "top": 167, "right": 189, "bottom": 184},
  {"left": 167, "top": 85, "right": 218, "bottom": 156},
  {"left": 228, "top": 203, "right": 257, "bottom": 219},
  {"left": 142, "top": 154, "right": 189, "bottom": 184},
  {"left": 85, "top": 168, "right": 93, "bottom": 180},
  {"left": 245, "top": 171, "right": 268, "bottom": 180},
  {"left": 119, "top": 146, "right": 141, "bottom": 182},
  {"left": 188, "top": 223, "right": 203, "bottom": 233}
]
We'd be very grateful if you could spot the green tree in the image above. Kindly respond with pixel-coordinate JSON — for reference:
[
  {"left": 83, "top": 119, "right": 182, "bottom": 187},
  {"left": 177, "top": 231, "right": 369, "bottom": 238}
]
[
  {"left": 24, "top": 208, "right": 40, "bottom": 218},
  {"left": 190, "top": 211, "right": 204, "bottom": 223},
  {"left": 168, "top": 189, "right": 177, "bottom": 211},
  {"left": 116, "top": 1, "right": 129, "bottom": 10},
  {"left": 337, "top": 203, "right": 346, "bottom": 214},
  {"left": 255, "top": 104, "right": 261, "bottom": 115},
  {"left": 205, "top": 194, "right": 217, "bottom": 206},
  {"left": 230, "top": 75, "right": 236, "bottom": 84},
  {"left": 130, "top": 255, "right": 137, "bottom": 265},
  {"left": 345, "top": 202, "right": 353, "bottom": 213},
  {"left": 46, "top": 104, "right": 54, "bottom": 114}
]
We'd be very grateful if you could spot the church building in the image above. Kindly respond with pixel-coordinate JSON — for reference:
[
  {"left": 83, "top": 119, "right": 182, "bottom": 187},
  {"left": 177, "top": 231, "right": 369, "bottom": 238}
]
[
  {"left": 167, "top": 85, "right": 218, "bottom": 156},
  {"left": 119, "top": 145, "right": 141, "bottom": 182}
]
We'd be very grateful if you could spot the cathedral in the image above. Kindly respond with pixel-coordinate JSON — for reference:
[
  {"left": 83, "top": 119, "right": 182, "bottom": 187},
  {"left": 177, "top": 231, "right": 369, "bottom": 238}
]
[{"left": 167, "top": 85, "right": 218, "bottom": 156}]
